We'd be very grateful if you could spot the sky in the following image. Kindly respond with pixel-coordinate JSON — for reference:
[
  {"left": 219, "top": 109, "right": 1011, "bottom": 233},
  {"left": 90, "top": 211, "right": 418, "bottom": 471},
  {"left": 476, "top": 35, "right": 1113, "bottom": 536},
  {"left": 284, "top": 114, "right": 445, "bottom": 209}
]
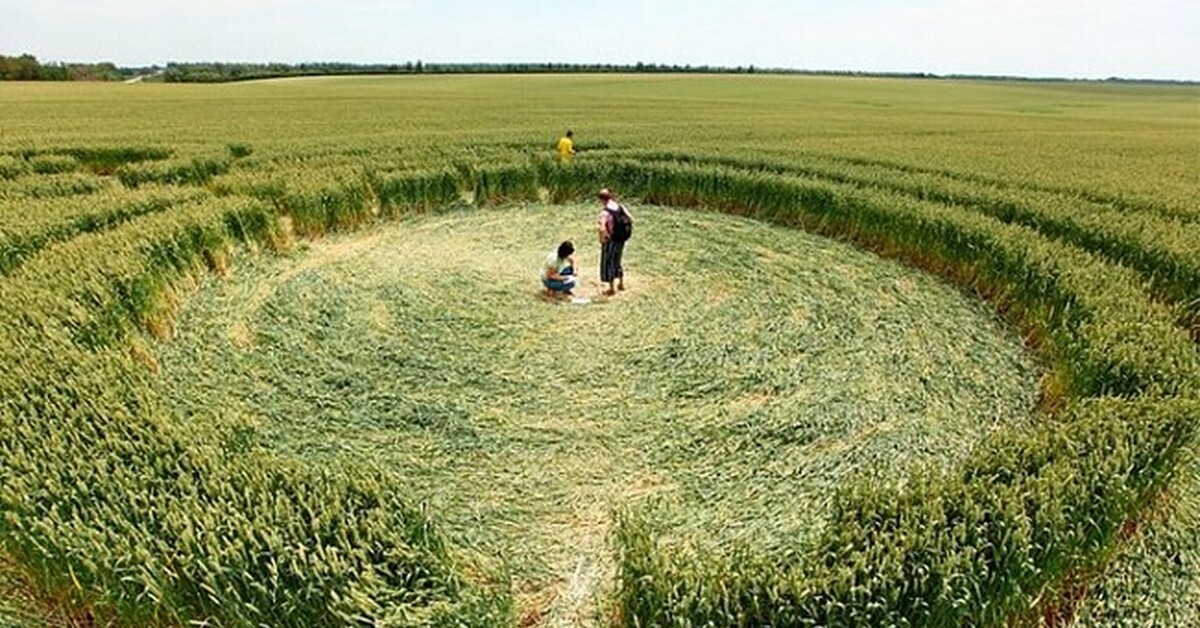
[{"left": 2, "top": 0, "right": 1198, "bottom": 80}]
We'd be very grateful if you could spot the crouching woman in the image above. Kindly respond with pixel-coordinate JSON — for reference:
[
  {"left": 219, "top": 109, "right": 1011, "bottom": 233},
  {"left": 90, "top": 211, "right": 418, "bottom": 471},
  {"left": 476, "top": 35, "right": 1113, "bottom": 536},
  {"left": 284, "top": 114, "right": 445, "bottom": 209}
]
[{"left": 542, "top": 241, "right": 578, "bottom": 300}]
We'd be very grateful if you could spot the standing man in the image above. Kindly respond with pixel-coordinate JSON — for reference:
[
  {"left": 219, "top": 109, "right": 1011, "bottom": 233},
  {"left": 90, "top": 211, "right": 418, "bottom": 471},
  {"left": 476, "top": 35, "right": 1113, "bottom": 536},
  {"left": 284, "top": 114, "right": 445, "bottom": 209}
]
[
  {"left": 556, "top": 130, "right": 576, "bottom": 162},
  {"left": 597, "top": 188, "right": 633, "bottom": 296}
]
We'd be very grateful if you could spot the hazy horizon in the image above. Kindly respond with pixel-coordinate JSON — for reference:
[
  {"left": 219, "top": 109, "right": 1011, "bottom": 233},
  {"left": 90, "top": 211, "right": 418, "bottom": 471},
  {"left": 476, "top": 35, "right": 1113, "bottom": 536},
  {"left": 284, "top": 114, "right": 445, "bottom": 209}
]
[{"left": 4, "top": 0, "right": 1198, "bottom": 81}]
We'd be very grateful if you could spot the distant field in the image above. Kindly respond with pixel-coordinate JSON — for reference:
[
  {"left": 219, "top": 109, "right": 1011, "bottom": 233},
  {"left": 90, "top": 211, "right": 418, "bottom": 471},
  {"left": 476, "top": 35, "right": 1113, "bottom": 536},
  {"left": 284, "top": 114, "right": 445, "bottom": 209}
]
[
  {"left": 2, "top": 76, "right": 1197, "bottom": 208},
  {"left": 0, "top": 75, "right": 1196, "bottom": 627}
]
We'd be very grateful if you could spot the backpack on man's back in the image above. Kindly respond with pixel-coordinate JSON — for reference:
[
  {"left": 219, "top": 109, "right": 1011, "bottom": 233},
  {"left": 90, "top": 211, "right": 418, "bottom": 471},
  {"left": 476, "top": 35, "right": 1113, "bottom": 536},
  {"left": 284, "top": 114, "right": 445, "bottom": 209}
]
[{"left": 608, "top": 205, "right": 633, "bottom": 243}]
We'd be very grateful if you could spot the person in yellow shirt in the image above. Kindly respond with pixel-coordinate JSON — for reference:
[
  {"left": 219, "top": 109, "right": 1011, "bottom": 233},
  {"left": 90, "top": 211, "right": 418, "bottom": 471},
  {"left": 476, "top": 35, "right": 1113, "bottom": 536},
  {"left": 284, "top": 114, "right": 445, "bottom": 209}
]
[{"left": 556, "top": 130, "right": 576, "bottom": 161}]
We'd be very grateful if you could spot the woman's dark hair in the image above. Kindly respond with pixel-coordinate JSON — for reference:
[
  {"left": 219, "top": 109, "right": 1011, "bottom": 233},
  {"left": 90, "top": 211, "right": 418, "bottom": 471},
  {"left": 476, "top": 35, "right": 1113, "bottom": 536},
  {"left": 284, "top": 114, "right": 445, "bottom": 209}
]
[{"left": 557, "top": 241, "right": 574, "bottom": 258}]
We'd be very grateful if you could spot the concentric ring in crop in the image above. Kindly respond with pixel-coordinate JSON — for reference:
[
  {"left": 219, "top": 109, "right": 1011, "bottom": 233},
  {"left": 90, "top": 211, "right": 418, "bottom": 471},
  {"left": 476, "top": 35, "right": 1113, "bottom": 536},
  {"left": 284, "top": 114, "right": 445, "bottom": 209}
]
[{"left": 155, "top": 202, "right": 1040, "bottom": 622}]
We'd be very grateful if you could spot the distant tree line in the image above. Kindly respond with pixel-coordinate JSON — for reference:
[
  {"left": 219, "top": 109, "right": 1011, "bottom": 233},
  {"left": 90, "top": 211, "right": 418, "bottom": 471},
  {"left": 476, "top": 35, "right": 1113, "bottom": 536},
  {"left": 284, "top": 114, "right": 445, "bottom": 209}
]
[
  {"left": 158, "top": 61, "right": 779, "bottom": 82},
  {"left": 2, "top": 53, "right": 1193, "bottom": 85},
  {"left": 0, "top": 53, "right": 140, "bottom": 81},
  {"left": 135, "top": 62, "right": 1200, "bottom": 86}
]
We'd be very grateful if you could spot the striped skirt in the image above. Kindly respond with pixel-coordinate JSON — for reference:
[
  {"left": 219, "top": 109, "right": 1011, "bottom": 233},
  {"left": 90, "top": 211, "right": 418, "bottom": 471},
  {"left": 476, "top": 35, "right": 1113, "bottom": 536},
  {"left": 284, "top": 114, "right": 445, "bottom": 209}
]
[{"left": 600, "top": 239, "right": 625, "bottom": 283}]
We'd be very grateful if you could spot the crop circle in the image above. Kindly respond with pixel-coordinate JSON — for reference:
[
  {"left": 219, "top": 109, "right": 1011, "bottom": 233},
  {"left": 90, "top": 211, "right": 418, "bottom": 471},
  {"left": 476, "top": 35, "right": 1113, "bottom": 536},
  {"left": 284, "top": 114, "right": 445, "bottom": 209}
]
[{"left": 155, "top": 202, "right": 1039, "bottom": 619}]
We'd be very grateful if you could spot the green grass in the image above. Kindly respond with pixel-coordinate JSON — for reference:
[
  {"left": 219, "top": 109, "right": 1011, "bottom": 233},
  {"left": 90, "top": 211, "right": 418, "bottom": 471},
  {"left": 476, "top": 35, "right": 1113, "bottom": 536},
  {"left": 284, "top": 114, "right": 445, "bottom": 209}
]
[
  {"left": 0, "top": 556, "right": 65, "bottom": 628},
  {"left": 1071, "top": 449, "right": 1200, "bottom": 627},
  {"left": 0, "top": 75, "right": 1196, "bottom": 626},
  {"left": 1, "top": 76, "right": 1195, "bottom": 209},
  {"left": 0, "top": 561, "right": 32, "bottom": 628},
  {"left": 153, "top": 203, "right": 1039, "bottom": 623}
]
